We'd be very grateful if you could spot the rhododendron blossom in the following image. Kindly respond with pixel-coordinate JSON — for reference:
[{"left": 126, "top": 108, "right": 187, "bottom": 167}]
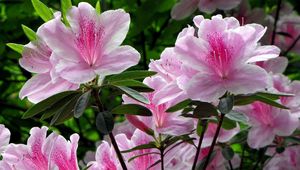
[
  {"left": 38, "top": 2, "right": 140, "bottom": 84},
  {"left": 123, "top": 76, "right": 194, "bottom": 136},
  {"left": 1, "top": 126, "right": 79, "bottom": 170},
  {"left": 19, "top": 28, "right": 79, "bottom": 103},
  {"left": 175, "top": 15, "right": 280, "bottom": 102},
  {"left": 237, "top": 102, "right": 298, "bottom": 148},
  {"left": 0, "top": 124, "right": 10, "bottom": 153},
  {"left": 171, "top": 0, "right": 242, "bottom": 20}
]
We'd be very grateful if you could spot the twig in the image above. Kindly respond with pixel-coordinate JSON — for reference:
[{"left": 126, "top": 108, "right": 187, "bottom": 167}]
[
  {"left": 192, "top": 120, "right": 208, "bottom": 170},
  {"left": 271, "top": 0, "right": 282, "bottom": 45}
]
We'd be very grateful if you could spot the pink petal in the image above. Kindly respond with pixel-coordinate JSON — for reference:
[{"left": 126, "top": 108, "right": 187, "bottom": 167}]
[
  {"left": 247, "top": 126, "right": 274, "bottom": 148},
  {"left": 170, "top": 0, "right": 198, "bottom": 20},
  {"left": 100, "top": 9, "right": 130, "bottom": 54},
  {"left": 225, "top": 64, "right": 269, "bottom": 95},
  {"left": 94, "top": 45, "right": 140, "bottom": 77},
  {"left": 257, "top": 56, "right": 288, "bottom": 73},
  {"left": 152, "top": 81, "right": 185, "bottom": 105},
  {"left": 247, "top": 45, "right": 280, "bottom": 63},
  {"left": 185, "top": 72, "right": 227, "bottom": 102},
  {"left": 198, "top": 0, "right": 218, "bottom": 13},
  {"left": 0, "top": 124, "right": 10, "bottom": 153},
  {"left": 216, "top": 0, "right": 242, "bottom": 10},
  {"left": 20, "top": 40, "right": 52, "bottom": 74},
  {"left": 273, "top": 110, "right": 298, "bottom": 136},
  {"left": 19, "top": 74, "right": 79, "bottom": 103}
]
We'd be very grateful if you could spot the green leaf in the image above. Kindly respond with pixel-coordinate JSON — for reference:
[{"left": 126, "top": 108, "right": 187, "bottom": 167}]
[
  {"left": 22, "top": 91, "right": 79, "bottom": 119},
  {"left": 225, "top": 110, "right": 249, "bottom": 124},
  {"left": 111, "top": 104, "right": 152, "bottom": 116},
  {"left": 218, "top": 95, "right": 234, "bottom": 114},
  {"left": 193, "top": 102, "right": 218, "bottom": 118},
  {"left": 61, "top": 0, "right": 72, "bottom": 26},
  {"left": 116, "top": 86, "right": 149, "bottom": 104},
  {"left": 6, "top": 43, "right": 24, "bottom": 54},
  {"left": 21, "top": 25, "right": 37, "bottom": 41},
  {"left": 110, "top": 80, "right": 154, "bottom": 92},
  {"left": 166, "top": 99, "right": 192, "bottom": 112},
  {"left": 222, "top": 117, "right": 237, "bottom": 130},
  {"left": 276, "top": 147, "right": 285, "bottom": 153},
  {"left": 254, "top": 94, "right": 289, "bottom": 109},
  {"left": 96, "top": 111, "right": 114, "bottom": 135},
  {"left": 284, "top": 136, "right": 300, "bottom": 144},
  {"left": 121, "top": 142, "right": 157, "bottom": 153},
  {"left": 74, "top": 90, "right": 91, "bottom": 118},
  {"left": 96, "top": 0, "right": 101, "bottom": 14},
  {"left": 229, "top": 130, "right": 248, "bottom": 144},
  {"left": 31, "top": 0, "right": 54, "bottom": 22},
  {"left": 196, "top": 120, "right": 207, "bottom": 136},
  {"left": 82, "top": 165, "right": 92, "bottom": 170},
  {"left": 50, "top": 95, "right": 80, "bottom": 125},
  {"left": 222, "top": 146, "right": 234, "bottom": 160},
  {"left": 106, "top": 70, "right": 156, "bottom": 82}
]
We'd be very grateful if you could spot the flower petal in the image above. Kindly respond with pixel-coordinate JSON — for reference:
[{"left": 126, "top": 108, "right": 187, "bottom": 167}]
[
  {"left": 94, "top": 45, "right": 140, "bottom": 77},
  {"left": 247, "top": 126, "right": 274, "bottom": 148},
  {"left": 170, "top": 0, "right": 198, "bottom": 20}
]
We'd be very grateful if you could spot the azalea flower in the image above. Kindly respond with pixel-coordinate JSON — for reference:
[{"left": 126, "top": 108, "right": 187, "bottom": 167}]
[
  {"left": 1, "top": 126, "right": 79, "bottom": 170},
  {"left": 237, "top": 102, "right": 298, "bottom": 148},
  {"left": 256, "top": 56, "right": 288, "bottom": 74},
  {"left": 264, "top": 146, "right": 300, "bottom": 170},
  {"left": 123, "top": 76, "right": 194, "bottom": 136},
  {"left": 0, "top": 124, "right": 10, "bottom": 153},
  {"left": 88, "top": 129, "right": 176, "bottom": 170},
  {"left": 19, "top": 25, "right": 79, "bottom": 103},
  {"left": 175, "top": 15, "right": 280, "bottom": 102},
  {"left": 171, "top": 0, "right": 242, "bottom": 20},
  {"left": 38, "top": 2, "right": 140, "bottom": 84}
]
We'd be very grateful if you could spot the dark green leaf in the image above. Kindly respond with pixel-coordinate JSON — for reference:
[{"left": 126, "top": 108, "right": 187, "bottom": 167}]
[
  {"left": 111, "top": 104, "right": 152, "bottom": 116},
  {"left": 229, "top": 129, "right": 248, "bottom": 144},
  {"left": 96, "top": 111, "right": 114, "bottom": 135},
  {"left": 254, "top": 94, "right": 289, "bottom": 109},
  {"left": 74, "top": 90, "right": 91, "bottom": 118},
  {"left": 196, "top": 120, "right": 207, "bottom": 136},
  {"left": 218, "top": 95, "right": 234, "bottom": 114},
  {"left": 222, "top": 117, "right": 237, "bottom": 130},
  {"left": 110, "top": 80, "right": 154, "bottom": 92},
  {"left": 222, "top": 146, "right": 234, "bottom": 160},
  {"left": 6, "top": 43, "right": 24, "bottom": 54},
  {"left": 225, "top": 110, "right": 248, "bottom": 124},
  {"left": 166, "top": 99, "right": 192, "bottom": 112},
  {"left": 22, "top": 91, "right": 79, "bottom": 119},
  {"left": 116, "top": 86, "right": 149, "bottom": 104},
  {"left": 31, "top": 0, "right": 53, "bottom": 22},
  {"left": 21, "top": 25, "right": 37, "bottom": 41},
  {"left": 50, "top": 95, "right": 80, "bottom": 125},
  {"left": 82, "top": 165, "right": 92, "bottom": 170},
  {"left": 121, "top": 142, "right": 157, "bottom": 153},
  {"left": 106, "top": 70, "right": 156, "bottom": 82},
  {"left": 193, "top": 102, "right": 218, "bottom": 118},
  {"left": 276, "top": 147, "right": 285, "bottom": 153},
  {"left": 284, "top": 136, "right": 300, "bottom": 144}
]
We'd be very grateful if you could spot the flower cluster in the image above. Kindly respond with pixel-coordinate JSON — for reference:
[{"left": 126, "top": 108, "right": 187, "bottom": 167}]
[{"left": 4, "top": 0, "right": 300, "bottom": 170}]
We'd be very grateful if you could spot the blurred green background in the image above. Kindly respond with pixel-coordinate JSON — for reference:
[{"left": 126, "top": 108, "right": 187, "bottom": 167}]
[{"left": 0, "top": 0, "right": 299, "bottom": 160}]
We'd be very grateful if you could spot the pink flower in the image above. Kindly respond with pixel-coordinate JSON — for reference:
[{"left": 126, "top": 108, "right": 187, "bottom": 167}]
[
  {"left": 38, "top": 2, "right": 140, "bottom": 84},
  {"left": 264, "top": 146, "right": 300, "bottom": 170},
  {"left": 19, "top": 33, "right": 79, "bottom": 103},
  {"left": 274, "top": 5, "right": 300, "bottom": 54},
  {"left": 2, "top": 126, "right": 79, "bottom": 170},
  {"left": 234, "top": 0, "right": 267, "bottom": 25},
  {"left": 123, "top": 76, "right": 194, "bottom": 136},
  {"left": 171, "top": 0, "right": 242, "bottom": 20},
  {"left": 88, "top": 129, "right": 177, "bottom": 170},
  {"left": 256, "top": 57, "right": 288, "bottom": 74},
  {"left": 0, "top": 124, "right": 10, "bottom": 153},
  {"left": 175, "top": 15, "right": 280, "bottom": 102},
  {"left": 237, "top": 102, "right": 298, "bottom": 148}
]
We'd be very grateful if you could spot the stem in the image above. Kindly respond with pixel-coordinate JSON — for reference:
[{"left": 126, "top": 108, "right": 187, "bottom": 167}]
[
  {"left": 202, "top": 114, "right": 225, "bottom": 170},
  {"left": 282, "top": 34, "right": 300, "bottom": 56},
  {"left": 228, "top": 160, "right": 233, "bottom": 170},
  {"left": 252, "top": 148, "right": 266, "bottom": 170},
  {"left": 239, "top": 144, "right": 246, "bottom": 170},
  {"left": 92, "top": 89, "right": 128, "bottom": 170},
  {"left": 271, "top": 0, "right": 282, "bottom": 45},
  {"left": 192, "top": 120, "right": 208, "bottom": 170},
  {"left": 160, "top": 147, "right": 164, "bottom": 170}
]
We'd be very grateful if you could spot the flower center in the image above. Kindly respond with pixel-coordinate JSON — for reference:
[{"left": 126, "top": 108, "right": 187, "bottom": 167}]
[
  {"left": 76, "top": 18, "right": 105, "bottom": 66},
  {"left": 206, "top": 33, "right": 232, "bottom": 78}
]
